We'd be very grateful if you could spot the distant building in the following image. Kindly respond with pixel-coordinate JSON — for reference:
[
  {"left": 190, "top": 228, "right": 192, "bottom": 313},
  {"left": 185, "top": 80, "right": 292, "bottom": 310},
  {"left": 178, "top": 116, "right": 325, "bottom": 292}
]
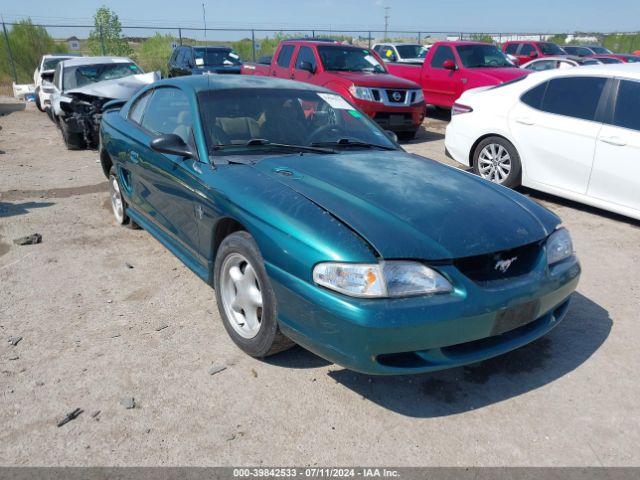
[{"left": 66, "top": 36, "right": 80, "bottom": 51}]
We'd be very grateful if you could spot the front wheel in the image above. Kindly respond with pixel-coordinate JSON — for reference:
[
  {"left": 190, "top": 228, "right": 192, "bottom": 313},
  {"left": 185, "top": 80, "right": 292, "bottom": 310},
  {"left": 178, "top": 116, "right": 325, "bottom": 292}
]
[
  {"left": 472, "top": 136, "right": 522, "bottom": 188},
  {"left": 214, "top": 231, "right": 294, "bottom": 357},
  {"left": 35, "top": 89, "right": 45, "bottom": 112},
  {"left": 61, "top": 121, "right": 86, "bottom": 150}
]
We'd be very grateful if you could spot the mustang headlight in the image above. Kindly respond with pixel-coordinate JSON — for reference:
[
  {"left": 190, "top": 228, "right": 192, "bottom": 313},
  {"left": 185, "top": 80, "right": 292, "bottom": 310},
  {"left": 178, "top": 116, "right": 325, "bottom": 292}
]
[
  {"left": 546, "top": 228, "right": 573, "bottom": 265},
  {"left": 313, "top": 261, "right": 452, "bottom": 298},
  {"left": 349, "top": 85, "right": 375, "bottom": 102}
]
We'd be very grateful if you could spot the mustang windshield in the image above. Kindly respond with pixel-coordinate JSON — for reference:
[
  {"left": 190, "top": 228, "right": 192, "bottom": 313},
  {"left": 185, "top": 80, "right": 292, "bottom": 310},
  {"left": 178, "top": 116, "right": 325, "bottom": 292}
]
[
  {"left": 317, "top": 46, "right": 386, "bottom": 73},
  {"left": 63, "top": 62, "right": 141, "bottom": 90},
  {"left": 456, "top": 45, "right": 514, "bottom": 68},
  {"left": 194, "top": 47, "right": 241, "bottom": 67},
  {"left": 199, "top": 88, "right": 397, "bottom": 155}
]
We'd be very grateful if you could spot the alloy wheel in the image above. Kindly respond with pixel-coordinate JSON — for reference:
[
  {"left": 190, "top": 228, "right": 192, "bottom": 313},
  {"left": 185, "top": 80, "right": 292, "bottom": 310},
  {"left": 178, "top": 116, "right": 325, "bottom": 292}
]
[
  {"left": 109, "top": 174, "right": 124, "bottom": 224},
  {"left": 219, "top": 253, "right": 264, "bottom": 339},
  {"left": 478, "top": 143, "right": 512, "bottom": 184}
]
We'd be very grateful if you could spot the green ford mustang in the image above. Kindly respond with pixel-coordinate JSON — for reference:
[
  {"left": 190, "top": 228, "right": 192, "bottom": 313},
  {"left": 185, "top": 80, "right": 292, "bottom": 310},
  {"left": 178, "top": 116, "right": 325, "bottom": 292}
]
[{"left": 99, "top": 75, "right": 580, "bottom": 375}]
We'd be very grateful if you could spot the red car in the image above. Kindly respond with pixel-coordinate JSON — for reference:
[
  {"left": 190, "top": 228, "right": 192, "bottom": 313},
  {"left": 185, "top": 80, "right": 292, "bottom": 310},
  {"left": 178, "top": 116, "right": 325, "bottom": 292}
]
[
  {"left": 242, "top": 40, "right": 426, "bottom": 139},
  {"left": 387, "top": 41, "right": 528, "bottom": 109},
  {"left": 502, "top": 40, "right": 566, "bottom": 65}
]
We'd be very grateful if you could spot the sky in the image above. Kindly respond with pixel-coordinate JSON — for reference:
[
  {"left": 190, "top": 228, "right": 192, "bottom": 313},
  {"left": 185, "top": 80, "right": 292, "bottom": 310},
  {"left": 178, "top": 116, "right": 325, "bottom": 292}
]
[{"left": 2, "top": 0, "right": 639, "bottom": 37}]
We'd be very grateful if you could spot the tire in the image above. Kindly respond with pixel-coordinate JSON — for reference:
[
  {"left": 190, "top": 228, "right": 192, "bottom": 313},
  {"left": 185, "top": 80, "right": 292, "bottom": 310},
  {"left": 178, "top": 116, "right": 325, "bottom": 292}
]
[
  {"left": 397, "top": 128, "right": 419, "bottom": 141},
  {"left": 214, "top": 231, "right": 294, "bottom": 358},
  {"left": 472, "top": 136, "right": 522, "bottom": 188},
  {"left": 35, "top": 89, "right": 45, "bottom": 112},
  {"left": 108, "top": 166, "right": 138, "bottom": 229},
  {"left": 61, "top": 121, "right": 86, "bottom": 150}
]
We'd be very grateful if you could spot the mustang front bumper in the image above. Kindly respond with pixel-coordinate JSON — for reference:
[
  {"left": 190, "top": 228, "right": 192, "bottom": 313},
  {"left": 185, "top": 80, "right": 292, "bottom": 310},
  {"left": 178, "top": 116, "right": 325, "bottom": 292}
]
[{"left": 267, "top": 254, "right": 580, "bottom": 375}]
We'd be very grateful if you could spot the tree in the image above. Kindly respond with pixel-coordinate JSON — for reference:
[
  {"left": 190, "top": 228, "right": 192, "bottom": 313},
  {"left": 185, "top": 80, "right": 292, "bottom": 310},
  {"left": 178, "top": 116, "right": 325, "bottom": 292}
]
[
  {"left": 136, "top": 33, "right": 176, "bottom": 77},
  {"left": 87, "top": 6, "right": 132, "bottom": 56},
  {"left": 0, "top": 19, "right": 64, "bottom": 84}
]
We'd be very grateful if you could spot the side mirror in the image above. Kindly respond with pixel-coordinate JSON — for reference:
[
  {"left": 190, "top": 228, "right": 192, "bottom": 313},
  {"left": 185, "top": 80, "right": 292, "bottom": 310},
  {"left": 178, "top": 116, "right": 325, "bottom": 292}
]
[
  {"left": 529, "top": 51, "right": 538, "bottom": 58},
  {"left": 150, "top": 134, "right": 196, "bottom": 159},
  {"left": 442, "top": 59, "right": 457, "bottom": 70},
  {"left": 384, "top": 130, "right": 398, "bottom": 143},
  {"left": 299, "top": 61, "right": 315, "bottom": 73}
]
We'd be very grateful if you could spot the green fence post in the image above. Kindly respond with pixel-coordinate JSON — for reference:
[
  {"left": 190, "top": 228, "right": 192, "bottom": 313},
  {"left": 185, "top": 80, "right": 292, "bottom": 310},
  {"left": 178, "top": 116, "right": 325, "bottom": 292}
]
[{"left": 2, "top": 21, "right": 18, "bottom": 84}]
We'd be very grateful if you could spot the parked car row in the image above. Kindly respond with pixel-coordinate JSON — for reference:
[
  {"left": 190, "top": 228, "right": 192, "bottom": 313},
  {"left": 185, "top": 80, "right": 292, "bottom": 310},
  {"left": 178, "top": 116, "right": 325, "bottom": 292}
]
[
  {"left": 28, "top": 31, "right": 639, "bottom": 377},
  {"left": 35, "top": 55, "right": 160, "bottom": 149}
]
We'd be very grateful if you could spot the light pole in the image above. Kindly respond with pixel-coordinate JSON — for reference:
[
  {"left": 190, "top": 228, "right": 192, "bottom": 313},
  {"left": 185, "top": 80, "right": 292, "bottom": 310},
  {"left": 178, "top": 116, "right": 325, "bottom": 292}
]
[
  {"left": 384, "top": 6, "right": 390, "bottom": 40},
  {"left": 202, "top": 2, "right": 207, "bottom": 43}
]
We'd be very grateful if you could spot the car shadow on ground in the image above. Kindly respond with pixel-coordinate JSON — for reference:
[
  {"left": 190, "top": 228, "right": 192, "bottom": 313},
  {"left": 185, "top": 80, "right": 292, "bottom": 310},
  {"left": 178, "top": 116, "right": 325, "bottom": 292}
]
[
  {"left": 426, "top": 105, "right": 451, "bottom": 122},
  {"left": 327, "top": 292, "right": 610, "bottom": 417},
  {"left": 268, "top": 292, "right": 610, "bottom": 417},
  {"left": 520, "top": 187, "right": 640, "bottom": 228},
  {"left": 0, "top": 201, "right": 55, "bottom": 218}
]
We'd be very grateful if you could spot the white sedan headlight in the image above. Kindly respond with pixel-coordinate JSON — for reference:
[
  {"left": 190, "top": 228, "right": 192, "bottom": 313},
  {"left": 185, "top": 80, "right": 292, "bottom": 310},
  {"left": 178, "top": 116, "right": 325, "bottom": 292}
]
[
  {"left": 349, "top": 85, "right": 375, "bottom": 102},
  {"left": 313, "top": 261, "right": 452, "bottom": 298},
  {"left": 546, "top": 228, "right": 574, "bottom": 265}
]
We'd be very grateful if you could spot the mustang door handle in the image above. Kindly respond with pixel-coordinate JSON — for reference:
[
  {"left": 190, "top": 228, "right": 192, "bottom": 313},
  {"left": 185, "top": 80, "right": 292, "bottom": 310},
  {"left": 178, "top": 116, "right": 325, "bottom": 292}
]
[
  {"left": 130, "top": 151, "right": 140, "bottom": 163},
  {"left": 515, "top": 117, "right": 535, "bottom": 125},
  {"left": 600, "top": 136, "right": 626, "bottom": 146}
]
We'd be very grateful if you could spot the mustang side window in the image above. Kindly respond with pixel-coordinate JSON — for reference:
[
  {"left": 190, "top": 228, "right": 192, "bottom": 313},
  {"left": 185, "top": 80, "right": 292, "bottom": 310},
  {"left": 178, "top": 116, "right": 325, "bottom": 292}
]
[
  {"left": 141, "top": 88, "right": 192, "bottom": 144},
  {"left": 128, "top": 91, "right": 152, "bottom": 125}
]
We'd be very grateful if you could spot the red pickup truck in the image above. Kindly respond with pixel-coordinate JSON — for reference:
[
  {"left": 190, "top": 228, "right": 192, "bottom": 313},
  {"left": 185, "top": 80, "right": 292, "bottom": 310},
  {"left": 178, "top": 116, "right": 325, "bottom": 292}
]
[
  {"left": 386, "top": 41, "right": 528, "bottom": 109},
  {"left": 242, "top": 40, "right": 426, "bottom": 139}
]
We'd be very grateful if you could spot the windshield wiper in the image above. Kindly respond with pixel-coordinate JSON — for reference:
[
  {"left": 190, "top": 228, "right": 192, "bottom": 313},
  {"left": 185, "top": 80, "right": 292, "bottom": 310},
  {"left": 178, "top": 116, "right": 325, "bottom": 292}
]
[
  {"left": 311, "top": 138, "right": 396, "bottom": 151},
  {"left": 213, "top": 138, "right": 336, "bottom": 154}
]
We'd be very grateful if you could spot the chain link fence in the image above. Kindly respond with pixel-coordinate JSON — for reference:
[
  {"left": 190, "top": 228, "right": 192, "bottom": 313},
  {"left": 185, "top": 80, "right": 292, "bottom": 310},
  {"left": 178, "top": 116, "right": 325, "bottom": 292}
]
[{"left": 2, "top": 21, "right": 640, "bottom": 93}]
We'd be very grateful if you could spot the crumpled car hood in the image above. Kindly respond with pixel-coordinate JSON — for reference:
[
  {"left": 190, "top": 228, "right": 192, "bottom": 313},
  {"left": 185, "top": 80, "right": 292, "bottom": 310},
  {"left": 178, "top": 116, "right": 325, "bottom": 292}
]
[
  {"left": 66, "top": 71, "right": 160, "bottom": 99},
  {"left": 254, "top": 151, "right": 560, "bottom": 260}
]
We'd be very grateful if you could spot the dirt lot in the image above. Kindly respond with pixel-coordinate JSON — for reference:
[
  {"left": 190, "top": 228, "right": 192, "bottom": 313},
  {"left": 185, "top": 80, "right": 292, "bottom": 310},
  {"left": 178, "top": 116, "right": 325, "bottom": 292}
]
[{"left": 1, "top": 103, "right": 639, "bottom": 466}]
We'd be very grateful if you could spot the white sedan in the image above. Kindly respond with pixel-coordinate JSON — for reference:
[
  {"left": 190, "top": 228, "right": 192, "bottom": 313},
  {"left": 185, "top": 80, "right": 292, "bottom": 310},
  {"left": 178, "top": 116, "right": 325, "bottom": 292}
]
[{"left": 445, "top": 64, "right": 640, "bottom": 221}]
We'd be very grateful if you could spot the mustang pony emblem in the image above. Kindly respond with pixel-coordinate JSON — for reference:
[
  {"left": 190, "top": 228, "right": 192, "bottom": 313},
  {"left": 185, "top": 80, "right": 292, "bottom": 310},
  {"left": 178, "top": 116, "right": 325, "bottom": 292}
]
[{"left": 495, "top": 256, "right": 518, "bottom": 273}]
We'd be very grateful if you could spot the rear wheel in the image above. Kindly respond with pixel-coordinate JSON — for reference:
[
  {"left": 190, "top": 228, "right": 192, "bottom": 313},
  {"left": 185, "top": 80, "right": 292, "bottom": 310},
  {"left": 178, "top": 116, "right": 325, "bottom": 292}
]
[
  {"left": 214, "top": 231, "right": 294, "bottom": 357},
  {"left": 472, "top": 136, "right": 522, "bottom": 188},
  {"left": 108, "top": 166, "right": 138, "bottom": 229}
]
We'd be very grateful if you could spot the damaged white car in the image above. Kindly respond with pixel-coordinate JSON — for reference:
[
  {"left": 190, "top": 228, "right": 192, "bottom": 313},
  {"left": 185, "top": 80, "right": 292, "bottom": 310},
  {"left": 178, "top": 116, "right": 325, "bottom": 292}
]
[{"left": 50, "top": 56, "right": 160, "bottom": 149}]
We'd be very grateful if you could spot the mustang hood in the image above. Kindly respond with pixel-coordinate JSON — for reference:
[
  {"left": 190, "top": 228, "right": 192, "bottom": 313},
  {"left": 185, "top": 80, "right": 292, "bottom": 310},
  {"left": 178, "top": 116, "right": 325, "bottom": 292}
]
[
  {"left": 468, "top": 67, "right": 529, "bottom": 84},
  {"left": 254, "top": 152, "right": 559, "bottom": 260},
  {"left": 66, "top": 71, "right": 160, "bottom": 99}
]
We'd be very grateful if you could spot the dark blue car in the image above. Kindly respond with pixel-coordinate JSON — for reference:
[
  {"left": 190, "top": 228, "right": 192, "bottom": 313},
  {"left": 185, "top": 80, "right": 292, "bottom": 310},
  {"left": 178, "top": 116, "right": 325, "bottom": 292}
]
[{"left": 99, "top": 75, "right": 580, "bottom": 374}]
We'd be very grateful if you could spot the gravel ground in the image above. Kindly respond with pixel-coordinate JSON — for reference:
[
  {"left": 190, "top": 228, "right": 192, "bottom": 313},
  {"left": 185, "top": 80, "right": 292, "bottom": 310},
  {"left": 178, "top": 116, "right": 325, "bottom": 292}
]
[{"left": 1, "top": 103, "right": 639, "bottom": 466}]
